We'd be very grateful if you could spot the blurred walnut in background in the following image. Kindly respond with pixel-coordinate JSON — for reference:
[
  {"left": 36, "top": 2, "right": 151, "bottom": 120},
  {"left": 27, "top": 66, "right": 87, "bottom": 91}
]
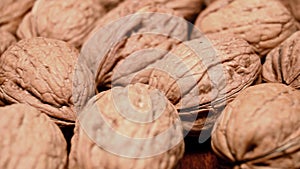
[
  {"left": 0, "top": 29, "right": 16, "bottom": 55},
  {"left": 0, "top": 0, "right": 35, "bottom": 34}
]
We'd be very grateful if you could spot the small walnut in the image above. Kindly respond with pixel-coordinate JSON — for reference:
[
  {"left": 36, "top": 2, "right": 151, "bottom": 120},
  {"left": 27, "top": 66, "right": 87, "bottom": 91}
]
[
  {"left": 0, "top": 29, "right": 16, "bottom": 55},
  {"left": 211, "top": 83, "right": 300, "bottom": 168},
  {"left": 17, "top": 0, "right": 106, "bottom": 48},
  {"left": 0, "top": 0, "right": 35, "bottom": 34},
  {"left": 0, "top": 104, "right": 67, "bottom": 169},
  {"left": 69, "top": 83, "right": 184, "bottom": 169},
  {"left": 0, "top": 37, "right": 94, "bottom": 126},
  {"left": 195, "top": 0, "right": 297, "bottom": 56},
  {"left": 262, "top": 31, "right": 300, "bottom": 89}
]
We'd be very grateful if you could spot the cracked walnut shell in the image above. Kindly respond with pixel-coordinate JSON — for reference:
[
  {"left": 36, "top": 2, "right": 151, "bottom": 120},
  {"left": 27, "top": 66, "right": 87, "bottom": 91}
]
[
  {"left": 69, "top": 83, "right": 184, "bottom": 169},
  {"left": 262, "top": 31, "right": 300, "bottom": 89},
  {"left": 195, "top": 0, "right": 297, "bottom": 56},
  {"left": 0, "top": 37, "right": 93, "bottom": 126},
  {"left": 211, "top": 83, "right": 300, "bottom": 168},
  {"left": 0, "top": 104, "right": 67, "bottom": 169}
]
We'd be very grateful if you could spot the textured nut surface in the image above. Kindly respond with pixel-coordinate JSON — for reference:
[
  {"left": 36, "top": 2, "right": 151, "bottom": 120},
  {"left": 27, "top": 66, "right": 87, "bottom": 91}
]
[
  {"left": 0, "top": 29, "right": 16, "bottom": 55},
  {"left": 69, "top": 83, "right": 184, "bottom": 169},
  {"left": 89, "top": 0, "right": 203, "bottom": 36},
  {"left": 195, "top": 0, "right": 297, "bottom": 56},
  {"left": 0, "top": 0, "right": 35, "bottom": 34},
  {"left": 262, "top": 31, "right": 300, "bottom": 89},
  {"left": 0, "top": 104, "right": 67, "bottom": 169},
  {"left": 211, "top": 83, "right": 300, "bottom": 168},
  {"left": 0, "top": 37, "right": 92, "bottom": 125},
  {"left": 17, "top": 0, "right": 105, "bottom": 47},
  {"left": 95, "top": 35, "right": 261, "bottom": 133}
]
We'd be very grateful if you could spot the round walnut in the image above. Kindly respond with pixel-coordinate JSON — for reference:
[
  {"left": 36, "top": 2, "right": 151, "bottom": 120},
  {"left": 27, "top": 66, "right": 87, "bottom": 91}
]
[
  {"left": 0, "top": 104, "right": 67, "bottom": 169},
  {"left": 211, "top": 83, "right": 300, "bottom": 168},
  {"left": 17, "top": 0, "right": 106, "bottom": 48},
  {"left": 69, "top": 83, "right": 185, "bottom": 169},
  {"left": 0, "top": 0, "right": 35, "bottom": 34},
  {"left": 263, "top": 31, "right": 300, "bottom": 89},
  {"left": 0, "top": 29, "right": 16, "bottom": 55},
  {"left": 195, "top": 0, "right": 297, "bottom": 56},
  {"left": 0, "top": 37, "right": 94, "bottom": 126},
  {"left": 93, "top": 35, "right": 261, "bottom": 135}
]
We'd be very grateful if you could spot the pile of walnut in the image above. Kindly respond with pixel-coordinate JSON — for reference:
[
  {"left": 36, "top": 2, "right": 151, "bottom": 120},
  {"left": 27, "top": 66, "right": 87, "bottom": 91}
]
[{"left": 0, "top": 0, "right": 300, "bottom": 168}]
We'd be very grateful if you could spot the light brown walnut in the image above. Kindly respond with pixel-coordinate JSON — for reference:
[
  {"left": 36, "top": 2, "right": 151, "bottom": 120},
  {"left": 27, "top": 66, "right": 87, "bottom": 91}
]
[
  {"left": 17, "top": 0, "right": 106, "bottom": 48},
  {"left": 263, "top": 31, "right": 300, "bottom": 89},
  {"left": 0, "top": 104, "right": 67, "bottom": 169},
  {"left": 0, "top": 37, "right": 94, "bottom": 126},
  {"left": 211, "top": 83, "right": 300, "bottom": 168},
  {"left": 0, "top": 0, "right": 35, "bottom": 34},
  {"left": 0, "top": 29, "right": 16, "bottom": 55},
  {"left": 94, "top": 34, "right": 261, "bottom": 134},
  {"left": 68, "top": 83, "right": 184, "bottom": 169},
  {"left": 195, "top": 0, "right": 297, "bottom": 56}
]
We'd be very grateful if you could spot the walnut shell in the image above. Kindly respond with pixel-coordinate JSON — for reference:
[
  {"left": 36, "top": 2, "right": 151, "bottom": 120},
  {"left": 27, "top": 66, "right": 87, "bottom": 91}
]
[
  {"left": 0, "top": 29, "right": 16, "bottom": 55},
  {"left": 195, "top": 0, "right": 297, "bottom": 56},
  {"left": 211, "top": 83, "right": 300, "bottom": 168},
  {"left": 0, "top": 0, "right": 35, "bottom": 34},
  {"left": 89, "top": 0, "right": 204, "bottom": 36},
  {"left": 262, "top": 31, "right": 300, "bottom": 89},
  {"left": 0, "top": 37, "right": 93, "bottom": 126},
  {"left": 0, "top": 104, "right": 67, "bottom": 169},
  {"left": 69, "top": 83, "right": 184, "bottom": 169},
  {"left": 94, "top": 34, "right": 261, "bottom": 134},
  {"left": 17, "top": 0, "right": 106, "bottom": 48}
]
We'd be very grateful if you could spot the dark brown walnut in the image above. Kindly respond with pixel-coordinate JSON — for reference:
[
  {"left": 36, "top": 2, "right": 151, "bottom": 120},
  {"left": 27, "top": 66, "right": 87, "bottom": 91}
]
[
  {"left": 0, "top": 104, "right": 67, "bottom": 169},
  {"left": 195, "top": 0, "right": 297, "bottom": 56},
  {"left": 0, "top": 37, "right": 94, "bottom": 126},
  {"left": 262, "top": 31, "right": 300, "bottom": 89},
  {"left": 69, "top": 83, "right": 185, "bottom": 169},
  {"left": 0, "top": 0, "right": 35, "bottom": 34},
  {"left": 94, "top": 35, "right": 261, "bottom": 134},
  {"left": 0, "top": 29, "right": 16, "bottom": 55},
  {"left": 17, "top": 0, "right": 106, "bottom": 48},
  {"left": 211, "top": 83, "right": 300, "bottom": 168}
]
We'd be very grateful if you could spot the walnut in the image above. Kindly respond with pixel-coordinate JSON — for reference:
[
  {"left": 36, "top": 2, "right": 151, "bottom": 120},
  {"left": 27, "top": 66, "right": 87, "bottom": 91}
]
[
  {"left": 0, "top": 37, "right": 94, "bottom": 126},
  {"left": 262, "top": 31, "right": 300, "bottom": 89},
  {"left": 0, "top": 29, "right": 16, "bottom": 55},
  {"left": 91, "top": 32, "right": 261, "bottom": 134},
  {"left": 69, "top": 83, "right": 185, "bottom": 169},
  {"left": 0, "top": 0, "right": 35, "bottom": 34},
  {"left": 89, "top": 0, "right": 204, "bottom": 35},
  {"left": 0, "top": 104, "right": 67, "bottom": 169},
  {"left": 211, "top": 83, "right": 300, "bottom": 168},
  {"left": 17, "top": 0, "right": 106, "bottom": 48},
  {"left": 194, "top": 0, "right": 297, "bottom": 56}
]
